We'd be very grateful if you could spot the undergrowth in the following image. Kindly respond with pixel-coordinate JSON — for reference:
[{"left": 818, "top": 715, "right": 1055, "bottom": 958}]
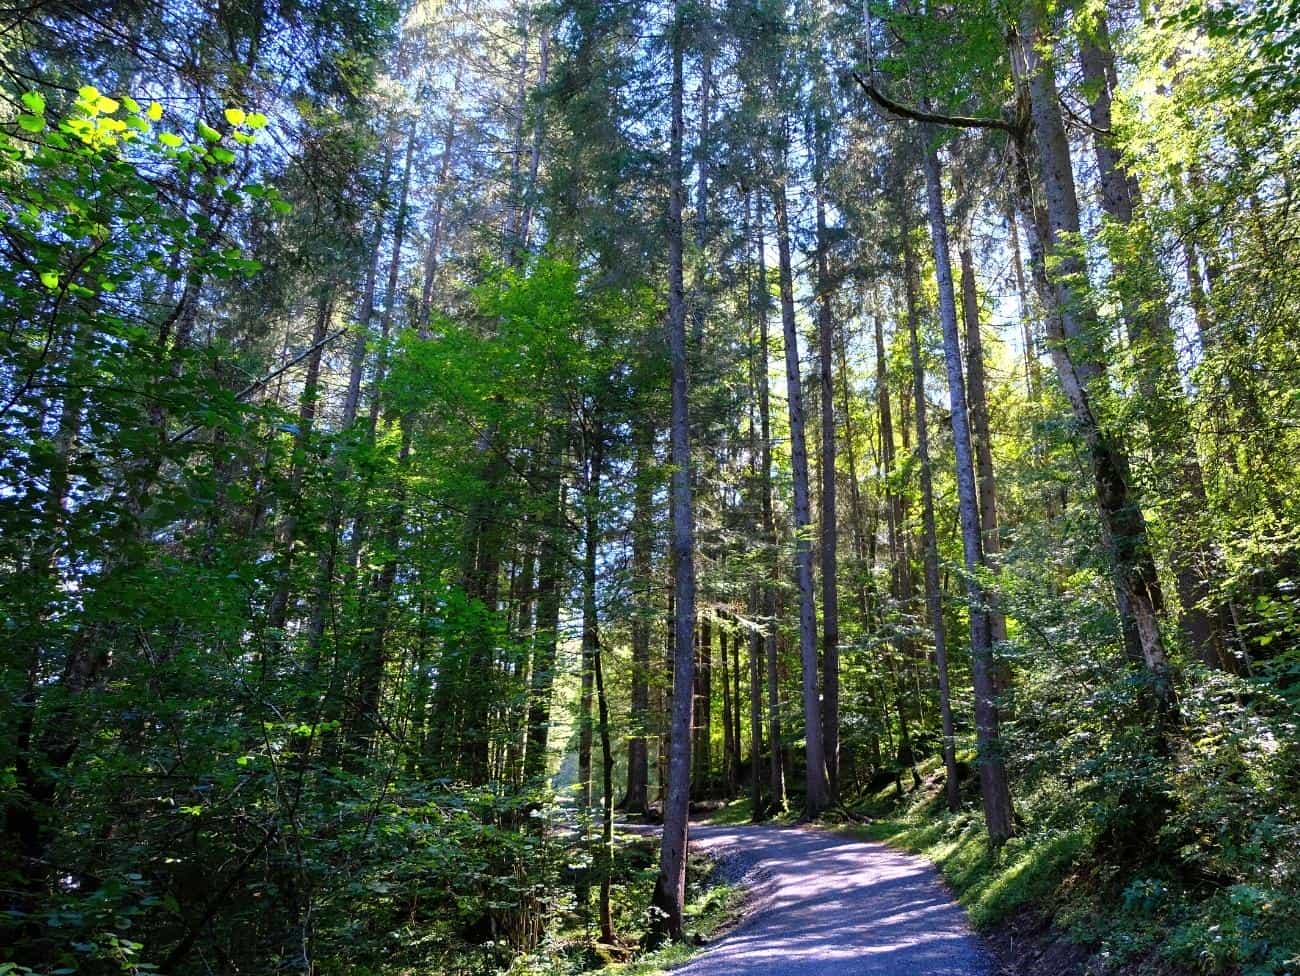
[{"left": 839, "top": 741, "right": 1300, "bottom": 976}]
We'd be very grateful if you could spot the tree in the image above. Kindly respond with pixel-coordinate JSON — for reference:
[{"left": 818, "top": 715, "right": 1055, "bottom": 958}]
[{"left": 651, "top": 2, "right": 698, "bottom": 940}]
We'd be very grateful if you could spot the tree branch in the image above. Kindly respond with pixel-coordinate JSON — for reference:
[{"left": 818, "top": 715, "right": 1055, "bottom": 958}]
[
  {"left": 169, "top": 325, "right": 349, "bottom": 444},
  {"left": 851, "top": 72, "right": 1018, "bottom": 134}
]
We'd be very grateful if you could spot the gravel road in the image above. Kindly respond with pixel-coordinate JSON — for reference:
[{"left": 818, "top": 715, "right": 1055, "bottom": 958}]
[{"left": 672, "top": 821, "right": 995, "bottom": 976}]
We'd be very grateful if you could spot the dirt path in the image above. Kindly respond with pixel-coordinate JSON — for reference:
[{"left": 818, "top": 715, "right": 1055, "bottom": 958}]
[{"left": 674, "top": 821, "right": 995, "bottom": 976}]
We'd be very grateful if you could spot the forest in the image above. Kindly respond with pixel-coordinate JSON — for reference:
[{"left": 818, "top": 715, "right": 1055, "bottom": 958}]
[{"left": 2, "top": 0, "right": 1298, "bottom": 974}]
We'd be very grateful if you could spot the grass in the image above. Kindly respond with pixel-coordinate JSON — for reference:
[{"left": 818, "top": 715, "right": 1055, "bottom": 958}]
[
  {"left": 850, "top": 812, "right": 1085, "bottom": 929},
  {"left": 833, "top": 758, "right": 1087, "bottom": 932},
  {"left": 604, "top": 878, "right": 745, "bottom": 975}
]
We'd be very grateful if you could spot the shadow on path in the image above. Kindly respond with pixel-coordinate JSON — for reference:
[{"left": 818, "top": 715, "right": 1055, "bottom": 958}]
[{"left": 669, "top": 822, "right": 994, "bottom": 976}]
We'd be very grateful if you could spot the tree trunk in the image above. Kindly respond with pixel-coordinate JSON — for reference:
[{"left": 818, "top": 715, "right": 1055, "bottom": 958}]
[
  {"left": 921, "top": 135, "right": 1014, "bottom": 843},
  {"left": 625, "top": 418, "right": 654, "bottom": 813},
  {"left": 904, "top": 234, "right": 961, "bottom": 813},
  {"left": 692, "top": 615, "right": 712, "bottom": 797},
  {"left": 772, "top": 178, "right": 829, "bottom": 818},
  {"left": 652, "top": 10, "right": 697, "bottom": 939},
  {"left": 524, "top": 449, "right": 566, "bottom": 782},
  {"left": 579, "top": 419, "right": 604, "bottom": 812},
  {"left": 813, "top": 130, "right": 840, "bottom": 801},
  {"left": 1015, "top": 3, "right": 1175, "bottom": 708},
  {"left": 875, "top": 313, "right": 918, "bottom": 787},
  {"left": 691, "top": 0, "right": 713, "bottom": 347},
  {"left": 958, "top": 242, "right": 1008, "bottom": 653},
  {"left": 594, "top": 615, "right": 616, "bottom": 944},
  {"left": 754, "top": 194, "right": 787, "bottom": 813},
  {"left": 267, "top": 290, "right": 333, "bottom": 633},
  {"left": 720, "top": 626, "right": 736, "bottom": 796},
  {"left": 1078, "top": 14, "right": 1238, "bottom": 674},
  {"left": 419, "top": 72, "right": 460, "bottom": 327}
]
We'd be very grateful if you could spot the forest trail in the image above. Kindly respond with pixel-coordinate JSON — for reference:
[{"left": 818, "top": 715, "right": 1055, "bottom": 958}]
[{"left": 673, "top": 822, "right": 994, "bottom": 976}]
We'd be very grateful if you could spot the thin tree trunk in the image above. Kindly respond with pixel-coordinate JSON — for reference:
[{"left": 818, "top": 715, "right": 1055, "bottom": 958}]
[
  {"left": 813, "top": 129, "right": 840, "bottom": 801},
  {"left": 1015, "top": 4, "right": 1174, "bottom": 708},
  {"left": 625, "top": 418, "right": 654, "bottom": 813},
  {"left": 579, "top": 420, "right": 604, "bottom": 812},
  {"left": 267, "top": 291, "right": 333, "bottom": 632},
  {"left": 691, "top": 0, "right": 713, "bottom": 347},
  {"left": 921, "top": 135, "right": 1014, "bottom": 844},
  {"left": 957, "top": 242, "right": 1007, "bottom": 653},
  {"left": 755, "top": 195, "right": 786, "bottom": 813},
  {"left": 652, "top": 10, "right": 697, "bottom": 938},
  {"left": 419, "top": 69, "right": 460, "bottom": 327},
  {"left": 772, "top": 178, "right": 829, "bottom": 818},
  {"left": 524, "top": 453, "right": 565, "bottom": 781},
  {"left": 904, "top": 235, "right": 960, "bottom": 813},
  {"left": 519, "top": 30, "right": 550, "bottom": 252},
  {"left": 720, "top": 626, "right": 736, "bottom": 796},
  {"left": 731, "top": 623, "right": 742, "bottom": 791},
  {"left": 1079, "top": 15, "right": 1237, "bottom": 674},
  {"left": 594, "top": 615, "right": 616, "bottom": 944},
  {"left": 875, "top": 313, "right": 917, "bottom": 787},
  {"left": 692, "top": 615, "right": 712, "bottom": 797}
]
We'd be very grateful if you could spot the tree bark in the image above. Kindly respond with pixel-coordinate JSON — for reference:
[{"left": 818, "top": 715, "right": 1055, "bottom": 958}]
[
  {"left": 904, "top": 235, "right": 961, "bottom": 813},
  {"left": 720, "top": 626, "right": 736, "bottom": 795},
  {"left": 874, "top": 313, "right": 917, "bottom": 787},
  {"left": 1078, "top": 13, "right": 1238, "bottom": 674},
  {"left": 579, "top": 417, "right": 604, "bottom": 812},
  {"left": 813, "top": 126, "right": 840, "bottom": 801},
  {"left": 1014, "top": 3, "right": 1174, "bottom": 708},
  {"left": 625, "top": 417, "right": 654, "bottom": 813},
  {"left": 524, "top": 449, "right": 566, "bottom": 781},
  {"left": 772, "top": 178, "right": 829, "bottom": 818},
  {"left": 692, "top": 615, "right": 712, "bottom": 796},
  {"left": 652, "top": 9, "right": 697, "bottom": 939},
  {"left": 754, "top": 193, "right": 786, "bottom": 812},
  {"left": 921, "top": 135, "right": 1014, "bottom": 843},
  {"left": 957, "top": 242, "right": 1007, "bottom": 653}
]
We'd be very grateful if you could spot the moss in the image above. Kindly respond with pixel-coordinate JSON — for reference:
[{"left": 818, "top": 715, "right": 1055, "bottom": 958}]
[{"left": 844, "top": 800, "right": 1087, "bottom": 931}]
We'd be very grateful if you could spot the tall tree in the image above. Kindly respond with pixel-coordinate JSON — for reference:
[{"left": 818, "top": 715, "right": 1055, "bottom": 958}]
[
  {"left": 652, "top": 4, "right": 698, "bottom": 939},
  {"left": 772, "top": 174, "right": 830, "bottom": 817},
  {"left": 920, "top": 132, "right": 1014, "bottom": 843}
]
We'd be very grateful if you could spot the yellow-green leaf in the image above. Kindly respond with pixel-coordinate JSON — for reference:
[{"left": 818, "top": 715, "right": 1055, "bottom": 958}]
[
  {"left": 121, "top": 95, "right": 141, "bottom": 114},
  {"left": 247, "top": 112, "right": 268, "bottom": 129},
  {"left": 40, "top": 270, "right": 59, "bottom": 290},
  {"left": 159, "top": 132, "right": 183, "bottom": 148},
  {"left": 223, "top": 107, "right": 246, "bottom": 126},
  {"left": 21, "top": 91, "right": 44, "bottom": 115}
]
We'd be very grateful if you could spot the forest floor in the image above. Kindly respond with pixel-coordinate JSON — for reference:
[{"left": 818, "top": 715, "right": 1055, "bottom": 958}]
[{"left": 659, "top": 820, "right": 996, "bottom": 975}]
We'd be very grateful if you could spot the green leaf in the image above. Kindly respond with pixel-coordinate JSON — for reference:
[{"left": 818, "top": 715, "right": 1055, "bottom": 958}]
[
  {"left": 159, "top": 132, "right": 183, "bottom": 148},
  {"left": 18, "top": 113, "right": 44, "bottom": 133},
  {"left": 223, "top": 107, "right": 246, "bottom": 126},
  {"left": 21, "top": 90, "right": 45, "bottom": 115},
  {"left": 196, "top": 121, "right": 221, "bottom": 143},
  {"left": 211, "top": 146, "right": 236, "bottom": 164},
  {"left": 121, "top": 95, "right": 141, "bottom": 114}
]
